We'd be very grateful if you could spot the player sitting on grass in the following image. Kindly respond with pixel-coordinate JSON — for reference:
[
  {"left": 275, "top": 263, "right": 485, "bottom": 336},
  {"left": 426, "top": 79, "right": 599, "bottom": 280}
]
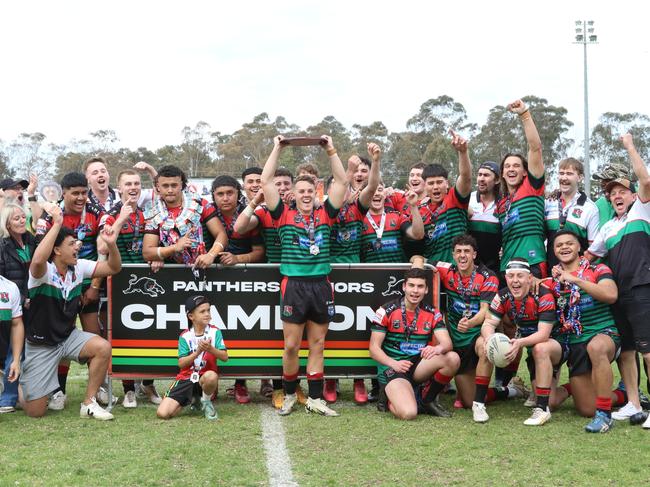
[
  {"left": 473, "top": 258, "right": 557, "bottom": 425},
  {"left": 157, "top": 296, "right": 228, "bottom": 421},
  {"left": 543, "top": 229, "right": 621, "bottom": 433},
  {"left": 369, "top": 268, "right": 460, "bottom": 420}
]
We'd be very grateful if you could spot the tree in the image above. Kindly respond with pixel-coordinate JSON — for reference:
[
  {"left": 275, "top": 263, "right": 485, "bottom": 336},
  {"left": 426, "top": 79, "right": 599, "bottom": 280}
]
[
  {"left": 7, "top": 132, "right": 51, "bottom": 178},
  {"left": 406, "top": 95, "right": 476, "bottom": 135},
  {"left": 0, "top": 144, "right": 14, "bottom": 179},
  {"left": 590, "top": 112, "right": 650, "bottom": 176},
  {"left": 472, "top": 96, "right": 574, "bottom": 182},
  {"left": 180, "top": 121, "right": 215, "bottom": 178}
]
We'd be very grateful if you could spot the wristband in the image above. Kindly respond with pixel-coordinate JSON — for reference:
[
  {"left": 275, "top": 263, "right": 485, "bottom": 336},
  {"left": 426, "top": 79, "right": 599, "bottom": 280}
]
[
  {"left": 326, "top": 148, "right": 337, "bottom": 157},
  {"left": 28, "top": 195, "right": 38, "bottom": 202},
  {"left": 156, "top": 247, "right": 163, "bottom": 260},
  {"left": 243, "top": 205, "right": 254, "bottom": 217},
  {"left": 214, "top": 242, "right": 225, "bottom": 251}
]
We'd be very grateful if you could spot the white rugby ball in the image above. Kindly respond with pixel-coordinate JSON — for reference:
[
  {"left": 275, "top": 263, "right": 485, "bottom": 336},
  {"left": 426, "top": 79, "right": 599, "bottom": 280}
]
[{"left": 486, "top": 333, "right": 512, "bottom": 368}]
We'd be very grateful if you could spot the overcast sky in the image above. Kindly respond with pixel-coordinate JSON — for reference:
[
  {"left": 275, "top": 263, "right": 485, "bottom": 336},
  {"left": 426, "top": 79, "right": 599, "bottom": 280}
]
[{"left": 1, "top": 0, "right": 649, "bottom": 157}]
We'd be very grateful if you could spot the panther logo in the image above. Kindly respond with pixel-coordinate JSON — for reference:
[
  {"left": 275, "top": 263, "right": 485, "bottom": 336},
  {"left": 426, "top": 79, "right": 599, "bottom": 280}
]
[
  {"left": 381, "top": 276, "right": 404, "bottom": 297},
  {"left": 123, "top": 274, "right": 166, "bottom": 298}
]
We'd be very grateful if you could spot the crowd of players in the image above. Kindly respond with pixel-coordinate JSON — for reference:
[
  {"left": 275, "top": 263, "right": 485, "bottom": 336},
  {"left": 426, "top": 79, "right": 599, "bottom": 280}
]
[{"left": 0, "top": 99, "right": 648, "bottom": 433}]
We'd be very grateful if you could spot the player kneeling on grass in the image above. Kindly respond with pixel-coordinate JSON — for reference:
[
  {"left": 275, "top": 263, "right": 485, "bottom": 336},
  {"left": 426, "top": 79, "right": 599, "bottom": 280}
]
[
  {"left": 157, "top": 296, "right": 228, "bottom": 421},
  {"left": 473, "top": 258, "right": 557, "bottom": 425},
  {"left": 369, "top": 268, "right": 460, "bottom": 420},
  {"left": 542, "top": 230, "right": 620, "bottom": 433},
  {"left": 20, "top": 204, "right": 121, "bottom": 420}
]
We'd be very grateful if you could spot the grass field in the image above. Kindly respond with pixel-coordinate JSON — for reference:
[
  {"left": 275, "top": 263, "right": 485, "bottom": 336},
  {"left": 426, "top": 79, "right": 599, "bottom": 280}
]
[{"left": 1, "top": 364, "right": 649, "bottom": 487}]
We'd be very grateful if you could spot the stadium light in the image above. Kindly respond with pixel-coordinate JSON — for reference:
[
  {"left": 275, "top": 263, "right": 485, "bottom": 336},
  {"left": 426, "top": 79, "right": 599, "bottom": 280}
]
[{"left": 574, "top": 20, "right": 598, "bottom": 195}]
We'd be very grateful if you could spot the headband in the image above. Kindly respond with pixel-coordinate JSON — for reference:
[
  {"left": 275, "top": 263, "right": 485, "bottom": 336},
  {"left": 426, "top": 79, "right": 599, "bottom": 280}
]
[{"left": 505, "top": 261, "right": 531, "bottom": 274}]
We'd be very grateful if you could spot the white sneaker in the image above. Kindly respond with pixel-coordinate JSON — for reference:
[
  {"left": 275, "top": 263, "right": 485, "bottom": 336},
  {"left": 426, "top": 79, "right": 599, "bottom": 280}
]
[
  {"left": 139, "top": 384, "right": 162, "bottom": 405},
  {"left": 305, "top": 397, "right": 340, "bottom": 417},
  {"left": 278, "top": 393, "right": 297, "bottom": 416},
  {"left": 80, "top": 398, "right": 114, "bottom": 420},
  {"left": 0, "top": 406, "right": 16, "bottom": 413},
  {"left": 611, "top": 402, "right": 642, "bottom": 420},
  {"left": 472, "top": 401, "right": 489, "bottom": 423},
  {"left": 524, "top": 391, "right": 536, "bottom": 407},
  {"left": 643, "top": 413, "right": 650, "bottom": 429},
  {"left": 122, "top": 391, "right": 137, "bottom": 408},
  {"left": 97, "top": 386, "right": 118, "bottom": 406},
  {"left": 524, "top": 407, "right": 552, "bottom": 426},
  {"left": 48, "top": 391, "right": 66, "bottom": 411}
]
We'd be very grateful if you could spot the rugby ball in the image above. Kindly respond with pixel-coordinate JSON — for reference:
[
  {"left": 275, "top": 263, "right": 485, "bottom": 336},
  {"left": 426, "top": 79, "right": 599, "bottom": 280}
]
[{"left": 486, "top": 333, "right": 512, "bottom": 368}]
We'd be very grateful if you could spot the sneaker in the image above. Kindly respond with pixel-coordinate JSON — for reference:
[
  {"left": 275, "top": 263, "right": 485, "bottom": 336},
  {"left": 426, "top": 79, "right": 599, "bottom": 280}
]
[
  {"left": 272, "top": 389, "right": 284, "bottom": 409},
  {"left": 639, "top": 391, "right": 650, "bottom": 410},
  {"left": 507, "top": 376, "right": 529, "bottom": 398},
  {"left": 296, "top": 385, "right": 308, "bottom": 405},
  {"left": 524, "top": 390, "right": 536, "bottom": 407},
  {"left": 630, "top": 411, "right": 649, "bottom": 426},
  {"left": 122, "top": 391, "right": 137, "bottom": 408},
  {"left": 472, "top": 401, "right": 489, "bottom": 423},
  {"left": 367, "top": 386, "right": 379, "bottom": 403},
  {"left": 611, "top": 401, "right": 642, "bottom": 420},
  {"left": 323, "top": 379, "right": 337, "bottom": 403},
  {"left": 643, "top": 412, "right": 650, "bottom": 429},
  {"left": 226, "top": 386, "right": 235, "bottom": 397},
  {"left": 0, "top": 406, "right": 16, "bottom": 413},
  {"left": 305, "top": 397, "right": 340, "bottom": 417},
  {"left": 140, "top": 384, "right": 163, "bottom": 405},
  {"left": 278, "top": 393, "right": 297, "bottom": 416},
  {"left": 97, "top": 386, "right": 118, "bottom": 406},
  {"left": 376, "top": 387, "right": 388, "bottom": 412},
  {"left": 201, "top": 398, "right": 218, "bottom": 420},
  {"left": 80, "top": 398, "right": 114, "bottom": 420},
  {"left": 353, "top": 379, "right": 368, "bottom": 405},
  {"left": 48, "top": 391, "right": 66, "bottom": 411},
  {"left": 421, "top": 399, "right": 452, "bottom": 417},
  {"left": 524, "top": 407, "right": 552, "bottom": 426},
  {"left": 259, "top": 380, "right": 274, "bottom": 398},
  {"left": 234, "top": 383, "right": 251, "bottom": 404},
  {"left": 585, "top": 411, "right": 613, "bottom": 433},
  {"left": 453, "top": 398, "right": 464, "bottom": 409}
]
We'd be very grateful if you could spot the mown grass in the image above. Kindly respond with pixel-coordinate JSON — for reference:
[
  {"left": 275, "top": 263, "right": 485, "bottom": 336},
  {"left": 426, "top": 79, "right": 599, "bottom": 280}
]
[{"left": 2, "top": 365, "right": 650, "bottom": 486}]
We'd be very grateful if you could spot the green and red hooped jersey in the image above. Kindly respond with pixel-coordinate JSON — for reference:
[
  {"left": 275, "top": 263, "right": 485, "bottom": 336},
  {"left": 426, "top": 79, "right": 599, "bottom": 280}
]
[
  {"left": 203, "top": 203, "right": 263, "bottom": 256},
  {"left": 270, "top": 199, "right": 340, "bottom": 277},
  {"left": 436, "top": 262, "right": 499, "bottom": 348},
  {"left": 360, "top": 210, "right": 411, "bottom": 263},
  {"left": 101, "top": 202, "right": 146, "bottom": 264},
  {"left": 541, "top": 263, "right": 618, "bottom": 344},
  {"left": 255, "top": 205, "right": 282, "bottom": 264},
  {"left": 330, "top": 200, "right": 368, "bottom": 264},
  {"left": 176, "top": 324, "right": 227, "bottom": 381},
  {"left": 496, "top": 171, "right": 546, "bottom": 271},
  {"left": 37, "top": 204, "right": 103, "bottom": 261},
  {"left": 488, "top": 286, "right": 556, "bottom": 338},
  {"left": 371, "top": 299, "right": 445, "bottom": 384},
  {"left": 420, "top": 186, "right": 470, "bottom": 264}
]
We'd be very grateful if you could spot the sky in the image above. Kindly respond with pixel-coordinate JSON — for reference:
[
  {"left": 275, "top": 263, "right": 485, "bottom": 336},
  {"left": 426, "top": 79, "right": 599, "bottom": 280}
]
[{"left": 1, "top": 0, "right": 649, "bottom": 157}]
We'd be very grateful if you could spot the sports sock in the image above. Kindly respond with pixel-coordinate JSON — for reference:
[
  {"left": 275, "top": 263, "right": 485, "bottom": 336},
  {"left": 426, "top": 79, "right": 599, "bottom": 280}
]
[
  {"left": 142, "top": 379, "right": 154, "bottom": 387},
  {"left": 57, "top": 364, "right": 69, "bottom": 394},
  {"left": 486, "top": 387, "right": 508, "bottom": 403},
  {"left": 561, "top": 382, "right": 572, "bottom": 396},
  {"left": 423, "top": 372, "right": 453, "bottom": 402},
  {"left": 307, "top": 372, "right": 324, "bottom": 399},
  {"left": 272, "top": 379, "right": 283, "bottom": 391},
  {"left": 283, "top": 373, "right": 298, "bottom": 395},
  {"left": 123, "top": 380, "right": 135, "bottom": 393},
  {"left": 235, "top": 379, "right": 246, "bottom": 387},
  {"left": 500, "top": 352, "right": 522, "bottom": 385},
  {"left": 613, "top": 388, "right": 627, "bottom": 407},
  {"left": 202, "top": 391, "right": 211, "bottom": 401},
  {"left": 474, "top": 376, "right": 490, "bottom": 403},
  {"left": 596, "top": 396, "right": 612, "bottom": 417},
  {"left": 535, "top": 387, "right": 551, "bottom": 410}
]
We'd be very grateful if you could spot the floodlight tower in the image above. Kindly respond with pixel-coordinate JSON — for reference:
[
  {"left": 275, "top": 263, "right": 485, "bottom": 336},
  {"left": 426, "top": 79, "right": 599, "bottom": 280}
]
[{"left": 574, "top": 20, "right": 598, "bottom": 196}]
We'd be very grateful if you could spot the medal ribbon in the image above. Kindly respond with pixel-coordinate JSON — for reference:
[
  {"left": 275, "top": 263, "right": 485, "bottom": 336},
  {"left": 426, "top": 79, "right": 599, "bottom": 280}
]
[
  {"left": 400, "top": 298, "right": 420, "bottom": 343},
  {"left": 553, "top": 257, "right": 589, "bottom": 335},
  {"left": 366, "top": 210, "right": 386, "bottom": 240}
]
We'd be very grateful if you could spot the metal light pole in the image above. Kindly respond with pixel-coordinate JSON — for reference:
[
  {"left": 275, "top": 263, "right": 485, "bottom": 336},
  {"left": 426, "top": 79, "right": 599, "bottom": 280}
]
[{"left": 574, "top": 20, "right": 598, "bottom": 196}]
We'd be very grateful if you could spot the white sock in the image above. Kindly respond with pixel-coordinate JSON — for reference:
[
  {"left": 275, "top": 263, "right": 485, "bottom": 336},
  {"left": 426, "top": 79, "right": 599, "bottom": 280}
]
[{"left": 202, "top": 391, "right": 211, "bottom": 401}]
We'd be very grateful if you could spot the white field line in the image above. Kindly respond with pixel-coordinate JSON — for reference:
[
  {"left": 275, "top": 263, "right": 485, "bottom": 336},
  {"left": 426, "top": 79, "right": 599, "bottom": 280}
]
[{"left": 259, "top": 405, "right": 298, "bottom": 487}]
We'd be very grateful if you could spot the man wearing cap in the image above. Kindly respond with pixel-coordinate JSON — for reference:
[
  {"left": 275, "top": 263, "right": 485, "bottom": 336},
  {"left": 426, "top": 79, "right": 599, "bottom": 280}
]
[
  {"left": 544, "top": 158, "right": 599, "bottom": 268},
  {"left": 468, "top": 161, "right": 501, "bottom": 275},
  {"left": 586, "top": 134, "right": 650, "bottom": 429},
  {"left": 592, "top": 162, "right": 632, "bottom": 229},
  {"left": 0, "top": 176, "right": 41, "bottom": 233},
  {"left": 472, "top": 258, "right": 557, "bottom": 424}
]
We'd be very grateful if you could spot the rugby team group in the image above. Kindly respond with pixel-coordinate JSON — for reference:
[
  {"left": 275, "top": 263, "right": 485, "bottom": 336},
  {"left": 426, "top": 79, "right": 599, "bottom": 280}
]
[{"left": 0, "top": 99, "right": 649, "bottom": 433}]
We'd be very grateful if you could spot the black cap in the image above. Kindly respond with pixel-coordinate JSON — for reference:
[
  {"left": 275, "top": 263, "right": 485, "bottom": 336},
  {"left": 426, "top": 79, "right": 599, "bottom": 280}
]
[
  {"left": 185, "top": 295, "right": 210, "bottom": 315},
  {"left": 478, "top": 161, "right": 499, "bottom": 176},
  {"left": 0, "top": 178, "right": 28, "bottom": 191}
]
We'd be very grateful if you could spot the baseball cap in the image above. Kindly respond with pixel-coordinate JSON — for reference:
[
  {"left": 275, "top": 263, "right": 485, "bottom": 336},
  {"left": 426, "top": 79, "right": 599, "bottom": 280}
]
[
  {"left": 604, "top": 178, "right": 635, "bottom": 193},
  {"left": 478, "top": 161, "right": 500, "bottom": 176},
  {"left": 592, "top": 163, "right": 631, "bottom": 181},
  {"left": 185, "top": 295, "right": 210, "bottom": 315},
  {"left": 0, "top": 178, "right": 28, "bottom": 191}
]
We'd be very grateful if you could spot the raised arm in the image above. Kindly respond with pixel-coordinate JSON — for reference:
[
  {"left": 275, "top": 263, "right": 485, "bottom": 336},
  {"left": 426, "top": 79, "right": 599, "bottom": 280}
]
[
  {"left": 450, "top": 130, "right": 472, "bottom": 197},
  {"left": 508, "top": 99, "right": 544, "bottom": 178},
  {"left": 621, "top": 133, "right": 650, "bottom": 202},
  {"left": 26, "top": 174, "right": 41, "bottom": 233},
  {"left": 260, "top": 136, "right": 285, "bottom": 212},
  {"left": 30, "top": 204, "right": 63, "bottom": 279},
  {"left": 93, "top": 226, "right": 122, "bottom": 278},
  {"left": 323, "top": 135, "right": 347, "bottom": 209},
  {"left": 404, "top": 189, "right": 425, "bottom": 240},
  {"left": 358, "top": 143, "right": 382, "bottom": 209},
  {"left": 234, "top": 191, "right": 264, "bottom": 234}
]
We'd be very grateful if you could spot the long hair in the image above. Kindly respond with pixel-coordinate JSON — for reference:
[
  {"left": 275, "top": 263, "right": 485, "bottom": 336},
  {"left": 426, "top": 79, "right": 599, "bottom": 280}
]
[{"left": 0, "top": 202, "right": 26, "bottom": 239}]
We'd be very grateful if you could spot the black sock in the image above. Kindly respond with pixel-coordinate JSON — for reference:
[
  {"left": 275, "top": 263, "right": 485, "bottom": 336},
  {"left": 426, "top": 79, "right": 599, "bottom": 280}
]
[
  {"left": 57, "top": 376, "right": 67, "bottom": 394},
  {"left": 272, "top": 379, "right": 283, "bottom": 391},
  {"left": 122, "top": 380, "right": 136, "bottom": 393},
  {"left": 474, "top": 384, "right": 488, "bottom": 403},
  {"left": 143, "top": 379, "right": 154, "bottom": 386},
  {"left": 536, "top": 387, "right": 551, "bottom": 410},
  {"left": 308, "top": 379, "right": 324, "bottom": 400},
  {"left": 283, "top": 374, "right": 298, "bottom": 395},
  {"left": 494, "top": 387, "right": 509, "bottom": 400},
  {"left": 235, "top": 379, "right": 246, "bottom": 387}
]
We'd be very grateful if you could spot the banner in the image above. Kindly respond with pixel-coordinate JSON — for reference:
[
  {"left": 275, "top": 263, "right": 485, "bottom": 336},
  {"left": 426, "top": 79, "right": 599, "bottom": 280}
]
[{"left": 109, "top": 264, "right": 438, "bottom": 378}]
